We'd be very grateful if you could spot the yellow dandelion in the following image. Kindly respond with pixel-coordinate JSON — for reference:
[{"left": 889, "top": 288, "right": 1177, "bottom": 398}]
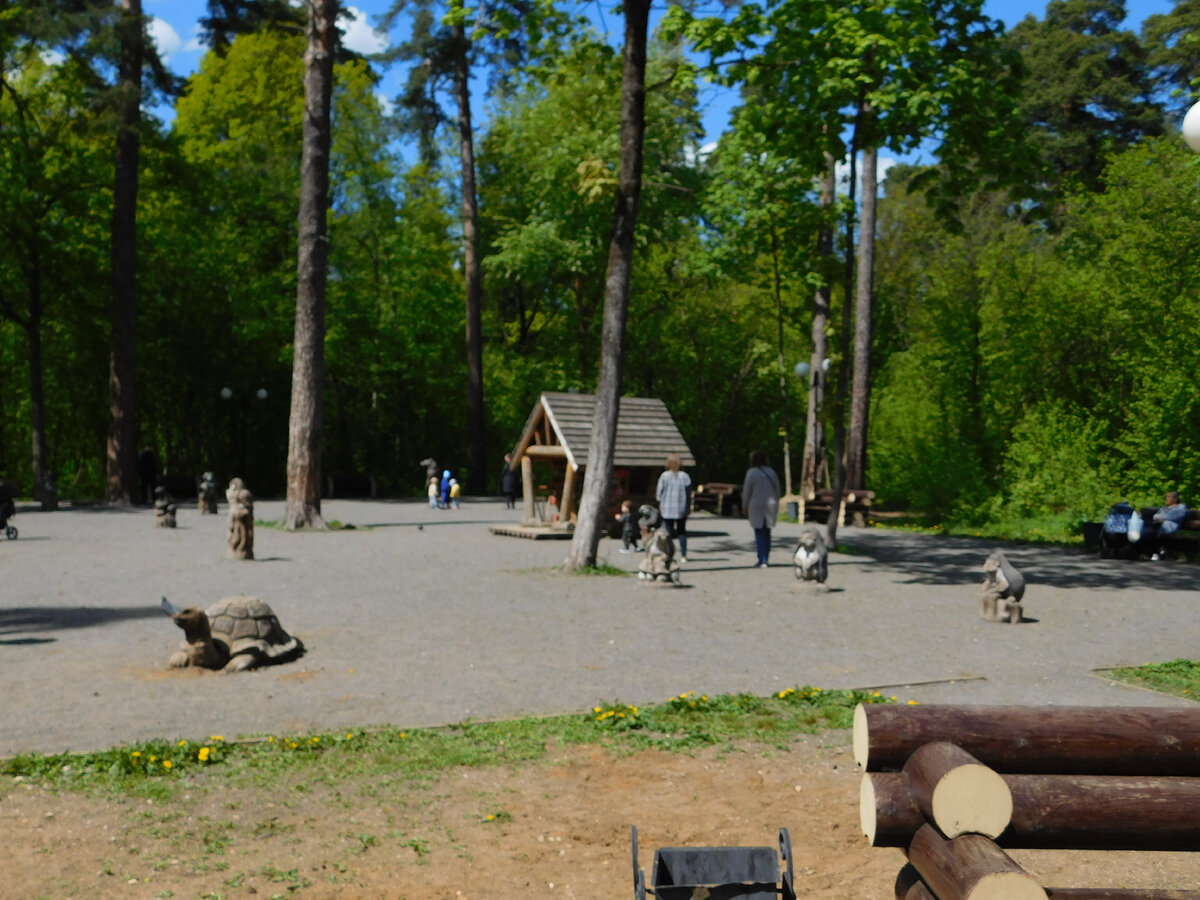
[
  {"left": 593, "top": 706, "right": 602, "bottom": 713},
  {"left": 178, "top": 740, "right": 187, "bottom": 747},
  {"left": 311, "top": 737, "right": 320, "bottom": 743},
  {"left": 132, "top": 751, "right": 141, "bottom": 757},
  {"left": 346, "top": 732, "right": 354, "bottom": 739},
  {"left": 210, "top": 735, "right": 224, "bottom": 742},
  {"left": 268, "top": 736, "right": 275, "bottom": 742},
  {"left": 162, "top": 760, "right": 173, "bottom": 769},
  {"left": 907, "top": 700, "right": 920, "bottom": 705},
  {"left": 198, "top": 747, "right": 211, "bottom": 762},
  {"left": 400, "top": 732, "right": 407, "bottom": 739},
  {"left": 149, "top": 755, "right": 157, "bottom": 762}
]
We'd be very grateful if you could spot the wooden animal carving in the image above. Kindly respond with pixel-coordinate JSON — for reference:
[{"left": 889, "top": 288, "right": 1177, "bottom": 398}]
[
  {"left": 793, "top": 527, "right": 828, "bottom": 582},
  {"left": 636, "top": 504, "right": 680, "bottom": 584},
  {"left": 980, "top": 550, "right": 1025, "bottom": 623}
]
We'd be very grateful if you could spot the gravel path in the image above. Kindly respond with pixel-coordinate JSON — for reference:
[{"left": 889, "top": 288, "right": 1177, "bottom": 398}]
[{"left": 2, "top": 499, "right": 1197, "bottom": 756}]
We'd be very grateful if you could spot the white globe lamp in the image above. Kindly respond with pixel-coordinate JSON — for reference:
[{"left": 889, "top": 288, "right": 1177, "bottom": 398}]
[{"left": 1183, "top": 101, "right": 1200, "bottom": 153}]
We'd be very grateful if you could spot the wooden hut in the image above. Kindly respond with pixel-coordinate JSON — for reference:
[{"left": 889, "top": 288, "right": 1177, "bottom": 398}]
[{"left": 509, "top": 392, "right": 695, "bottom": 529}]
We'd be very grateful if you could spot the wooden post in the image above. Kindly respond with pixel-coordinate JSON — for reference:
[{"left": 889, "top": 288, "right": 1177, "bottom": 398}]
[
  {"left": 864, "top": 771, "right": 1200, "bottom": 850},
  {"left": 854, "top": 704, "right": 1200, "bottom": 775},
  {"left": 520, "top": 455, "right": 536, "bottom": 526},
  {"left": 560, "top": 463, "right": 577, "bottom": 526},
  {"left": 907, "top": 824, "right": 1046, "bottom": 900}
]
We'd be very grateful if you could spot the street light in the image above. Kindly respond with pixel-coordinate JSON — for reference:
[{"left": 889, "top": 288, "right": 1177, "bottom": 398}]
[{"left": 1183, "top": 100, "right": 1200, "bottom": 153}]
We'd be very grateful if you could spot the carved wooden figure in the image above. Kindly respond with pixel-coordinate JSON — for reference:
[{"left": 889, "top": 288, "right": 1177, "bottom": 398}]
[
  {"left": 226, "top": 477, "right": 254, "bottom": 559},
  {"left": 980, "top": 550, "right": 1024, "bottom": 623},
  {"left": 153, "top": 486, "right": 177, "bottom": 528},
  {"left": 636, "top": 504, "right": 681, "bottom": 584},
  {"left": 198, "top": 471, "right": 218, "bottom": 514}
]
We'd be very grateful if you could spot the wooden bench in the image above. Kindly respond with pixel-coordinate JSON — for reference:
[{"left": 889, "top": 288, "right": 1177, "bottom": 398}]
[
  {"left": 1092, "top": 508, "right": 1200, "bottom": 559},
  {"left": 801, "top": 488, "right": 875, "bottom": 526},
  {"left": 691, "top": 482, "right": 741, "bottom": 517},
  {"left": 856, "top": 704, "right": 1200, "bottom": 899}
]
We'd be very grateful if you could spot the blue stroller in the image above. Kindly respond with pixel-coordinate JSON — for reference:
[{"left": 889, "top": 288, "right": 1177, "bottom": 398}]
[{"left": 0, "top": 482, "right": 17, "bottom": 540}]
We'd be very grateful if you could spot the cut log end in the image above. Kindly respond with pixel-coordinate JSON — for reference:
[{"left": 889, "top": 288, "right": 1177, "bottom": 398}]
[
  {"left": 932, "top": 764, "right": 1013, "bottom": 839},
  {"left": 969, "top": 872, "right": 1047, "bottom": 900},
  {"left": 861, "top": 773, "right": 878, "bottom": 844},
  {"left": 854, "top": 703, "right": 870, "bottom": 768}
]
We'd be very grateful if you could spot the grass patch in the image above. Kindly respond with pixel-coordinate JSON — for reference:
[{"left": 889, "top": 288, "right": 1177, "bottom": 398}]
[
  {"left": 574, "top": 562, "right": 627, "bottom": 576},
  {"left": 1, "top": 687, "right": 896, "bottom": 796},
  {"left": 1104, "top": 658, "right": 1200, "bottom": 701}
]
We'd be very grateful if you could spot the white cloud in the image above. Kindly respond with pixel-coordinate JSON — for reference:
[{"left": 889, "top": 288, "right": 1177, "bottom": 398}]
[
  {"left": 376, "top": 92, "right": 395, "bottom": 117},
  {"left": 148, "top": 17, "right": 182, "bottom": 60},
  {"left": 341, "top": 6, "right": 388, "bottom": 56}
]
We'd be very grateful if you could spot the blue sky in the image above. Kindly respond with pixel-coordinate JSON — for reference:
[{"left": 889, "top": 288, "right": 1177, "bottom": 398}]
[{"left": 146, "top": 0, "right": 1178, "bottom": 166}]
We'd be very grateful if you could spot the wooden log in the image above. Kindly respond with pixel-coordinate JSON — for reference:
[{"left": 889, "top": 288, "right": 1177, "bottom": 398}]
[
  {"left": 896, "top": 863, "right": 938, "bottom": 900},
  {"left": 907, "top": 824, "right": 1046, "bottom": 900},
  {"left": 864, "top": 772, "right": 1200, "bottom": 850},
  {"left": 854, "top": 704, "right": 1200, "bottom": 774},
  {"left": 903, "top": 742, "right": 1012, "bottom": 839}
]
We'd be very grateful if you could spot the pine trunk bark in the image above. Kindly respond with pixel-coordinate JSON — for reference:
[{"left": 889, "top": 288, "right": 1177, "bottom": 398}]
[
  {"left": 284, "top": 0, "right": 336, "bottom": 531},
  {"left": 105, "top": 0, "right": 142, "bottom": 505},
  {"left": 799, "top": 155, "right": 835, "bottom": 505},
  {"left": 826, "top": 134, "right": 858, "bottom": 547},
  {"left": 846, "top": 143, "right": 877, "bottom": 491},
  {"left": 562, "top": 0, "right": 650, "bottom": 571},
  {"left": 454, "top": 23, "right": 486, "bottom": 496}
]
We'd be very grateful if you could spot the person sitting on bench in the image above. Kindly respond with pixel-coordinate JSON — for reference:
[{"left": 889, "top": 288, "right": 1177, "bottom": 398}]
[{"left": 1138, "top": 491, "right": 1188, "bottom": 560}]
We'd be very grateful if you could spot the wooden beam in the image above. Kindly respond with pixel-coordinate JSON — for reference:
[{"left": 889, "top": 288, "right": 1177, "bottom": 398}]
[
  {"left": 854, "top": 704, "right": 1200, "bottom": 775},
  {"left": 524, "top": 445, "right": 567, "bottom": 458},
  {"left": 864, "top": 771, "right": 1200, "bottom": 850},
  {"left": 907, "top": 825, "right": 1046, "bottom": 900}
]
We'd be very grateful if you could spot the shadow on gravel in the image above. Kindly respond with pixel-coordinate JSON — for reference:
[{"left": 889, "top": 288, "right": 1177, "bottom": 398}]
[
  {"left": 840, "top": 532, "right": 1200, "bottom": 592},
  {"left": 0, "top": 605, "right": 164, "bottom": 636}
]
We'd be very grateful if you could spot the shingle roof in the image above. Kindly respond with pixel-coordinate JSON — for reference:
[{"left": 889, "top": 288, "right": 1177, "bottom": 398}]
[{"left": 515, "top": 392, "right": 695, "bottom": 470}]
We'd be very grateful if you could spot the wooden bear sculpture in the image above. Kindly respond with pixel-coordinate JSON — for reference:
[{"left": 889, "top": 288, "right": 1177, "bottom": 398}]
[{"left": 980, "top": 550, "right": 1024, "bottom": 623}]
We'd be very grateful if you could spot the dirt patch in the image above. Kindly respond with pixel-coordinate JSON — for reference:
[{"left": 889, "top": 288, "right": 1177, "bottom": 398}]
[{"left": 3, "top": 733, "right": 1197, "bottom": 899}]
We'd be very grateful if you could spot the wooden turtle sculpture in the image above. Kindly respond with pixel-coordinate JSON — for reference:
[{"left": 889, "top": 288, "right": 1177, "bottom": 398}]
[{"left": 162, "top": 596, "right": 304, "bottom": 672}]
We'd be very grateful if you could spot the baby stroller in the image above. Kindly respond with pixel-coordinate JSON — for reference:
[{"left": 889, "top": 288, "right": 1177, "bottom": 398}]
[
  {"left": 0, "top": 482, "right": 17, "bottom": 541},
  {"left": 1099, "top": 501, "right": 1134, "bottom": 559}
]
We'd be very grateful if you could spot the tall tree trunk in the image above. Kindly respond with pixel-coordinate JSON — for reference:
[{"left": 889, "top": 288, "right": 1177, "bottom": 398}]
[
  {"left": 562, "top": 0, "right": 650, "bottom": 571},
  {"left": 827, "top": 133, "right": 859, "bottom": 548},
  {"left": 27, "top": 308, "right": 49, "bottom": 503},
  {"left": 846, "top": 143, "right": 877, "bottom": 491},
  {"left": 799, "top": 154, "right": 836, "bottom": 503},
  {"left": 454, "top": 22, "right": 486, "bottom": 495},
  {"left": 284, "top": 0, "right": 336, "bottom": 531},
  {"left": 105, "top": 0, "right": 143, "bottom": 505},
  {"left": 770, "top": 220, "right": 793, "bottom": 500}
]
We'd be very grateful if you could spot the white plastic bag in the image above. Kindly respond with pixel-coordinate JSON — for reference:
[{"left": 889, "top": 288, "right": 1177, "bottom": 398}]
[{"left": 1127, "top": 510, "right": 1143, "bottom": 542}]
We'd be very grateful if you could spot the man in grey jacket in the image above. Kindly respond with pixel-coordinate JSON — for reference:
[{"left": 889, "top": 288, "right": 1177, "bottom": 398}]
[{"left": 742, "top": 449, "right": 782, "bottom": 568}]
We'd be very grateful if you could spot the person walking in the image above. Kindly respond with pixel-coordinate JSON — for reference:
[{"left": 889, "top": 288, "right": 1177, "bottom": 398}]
[
  {"left": 656, "top": 452, "right": 692, "bottom": 562},
  {"left": 500, "top": 453, "right": 520, "bottom": 510},
  {"left": 742, "top": 449, "right": 781, "bottom": 568}
]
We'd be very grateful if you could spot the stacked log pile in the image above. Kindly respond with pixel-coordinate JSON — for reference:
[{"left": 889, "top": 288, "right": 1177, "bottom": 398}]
[{"left": 855, "top": 704, "right": 1200, "bottom": 900}]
